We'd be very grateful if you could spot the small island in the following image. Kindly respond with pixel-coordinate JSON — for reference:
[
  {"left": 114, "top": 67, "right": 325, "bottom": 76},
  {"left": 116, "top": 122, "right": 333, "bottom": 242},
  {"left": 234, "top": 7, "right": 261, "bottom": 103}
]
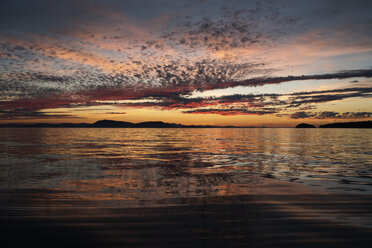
[{"left": 296, "top": 123, "right": 316, "bottom": 128}]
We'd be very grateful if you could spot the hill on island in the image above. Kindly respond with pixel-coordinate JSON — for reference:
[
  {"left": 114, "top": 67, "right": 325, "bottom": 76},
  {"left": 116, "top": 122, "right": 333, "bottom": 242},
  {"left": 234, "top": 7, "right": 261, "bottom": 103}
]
[
  {"left": 92, "top": 120, "right": 136, "bottom": 127},
  {"left": 319, "top": 121, "right": 372, "bottom": 128},
  {"left": 1, "top": 120, "right": 371, "bottom": 128},
  {"left": 296, "top": 123, "right": 316, "bottom": 128},
  {"left": 0, "top": 120, "right": 215, "bottom": 128}
]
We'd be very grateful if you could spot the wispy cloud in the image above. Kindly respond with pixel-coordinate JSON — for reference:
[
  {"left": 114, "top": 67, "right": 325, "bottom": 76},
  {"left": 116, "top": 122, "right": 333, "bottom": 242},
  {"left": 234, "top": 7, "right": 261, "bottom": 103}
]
[
  {"left": 105, "top": 112, "right": 127, "bottom": 115},
  {"left": 286, "top": 111, "right": 372, "bottom": 119},
  {"left": 0, "top": 109, "right": 82, "bottom": 120},
  {"left": 182, "top": 108, "right": 277, "bottom": 116}
]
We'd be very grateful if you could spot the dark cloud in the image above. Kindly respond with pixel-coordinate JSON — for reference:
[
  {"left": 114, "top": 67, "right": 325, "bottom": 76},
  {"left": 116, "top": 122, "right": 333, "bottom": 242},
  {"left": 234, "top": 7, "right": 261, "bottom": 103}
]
[
  {"left": 2, "top": 67, "right": 371, "bottom": 104},
  {"left": 288, "top": 111, "right": 372, "bottom": 119},
  {"left": 288, "top": 86, "right": 372, "bottom": 96},
  {"left": 287, "top": 87, "right": 372, "bottom": 107},
  {"left": 0, "top": 0, "right": 371, "bottom": 122},
  {"left": 112, "top": 85, "right": 371, "bottom": 111},
  {"left": 0, "top": 59, "right": 268, "bottom": 99},
  {"left": 105, "top": 112, "right": 127, "bottom": 115},
  {"left": 0, "top": 96, "right": 84, "bottom": 112},
  {"left": 182, "top": 108, "right": 278, "bottom": 116},
  {"left": 2, "top": 83, "right": 371, "bottom": 121},
  {"left": 289, "top": 111, "right": 314, "bottom": 119},
  {"left": 166, "top": 8, "right": 288, "bottom": 51},
  {"left": 0, "top": 109, "right": 82, "bottom": 120}
]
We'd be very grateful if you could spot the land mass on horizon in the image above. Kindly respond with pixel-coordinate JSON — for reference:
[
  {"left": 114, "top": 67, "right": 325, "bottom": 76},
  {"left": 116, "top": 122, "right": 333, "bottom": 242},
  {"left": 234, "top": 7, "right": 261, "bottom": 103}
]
[
  {"left": 0, "top": 119, "right": 238, "bottom": 128},
  {"left": 319, "top": 121, "right": 372, "bottom": 128},
  {"left": 0, "top": 120, "right": 372, "bottom": 128},
  {"left": 296, "top": 123, "right": 316, "bottom": 128}
]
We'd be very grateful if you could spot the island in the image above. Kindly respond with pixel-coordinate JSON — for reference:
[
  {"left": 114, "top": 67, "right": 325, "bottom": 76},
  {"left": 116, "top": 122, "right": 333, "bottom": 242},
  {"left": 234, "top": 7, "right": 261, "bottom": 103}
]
[
  {"left": 295, "top": 123, "right": 316, "bottom": 128},
  {"left": 319, "top": 120, "right": 372, "bottom": 128},
  {"left": 1, "top": 120, "right": 371, "bottom": 128},
  {"left": 0, "top": 120, "right": 224, "bottom": 128}
]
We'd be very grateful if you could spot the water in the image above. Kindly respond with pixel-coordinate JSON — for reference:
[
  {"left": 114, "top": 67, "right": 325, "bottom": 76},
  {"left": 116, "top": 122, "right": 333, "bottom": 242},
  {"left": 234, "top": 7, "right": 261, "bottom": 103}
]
[
  {"left": 1, "top": 128, "right": 371, "bottom": 195},
  {"left": 0, "top": 128, "right": 371, "bottom": 247}
]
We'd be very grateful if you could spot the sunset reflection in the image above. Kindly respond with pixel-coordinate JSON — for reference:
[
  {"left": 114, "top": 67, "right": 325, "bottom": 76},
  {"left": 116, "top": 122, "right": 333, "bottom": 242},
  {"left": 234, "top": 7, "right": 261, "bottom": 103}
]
[
  {"left": 1, "top": 128, "right": 371, "bottom": 202},
  {"left": 1, "top": 128, "right": 372, "bottom": 247},
  {"left": 1, "top": 1, "right": 372, "bottom": 247}
]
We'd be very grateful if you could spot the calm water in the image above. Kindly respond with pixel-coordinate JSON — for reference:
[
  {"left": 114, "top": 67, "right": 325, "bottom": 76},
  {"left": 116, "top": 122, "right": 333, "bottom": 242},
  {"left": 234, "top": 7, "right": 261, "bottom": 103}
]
[
  {"left": 0, "top": 128, "right": 371, "bottom": 195},
  {"left": 0, "top": 128, "right": 371, "bottom": 247}
]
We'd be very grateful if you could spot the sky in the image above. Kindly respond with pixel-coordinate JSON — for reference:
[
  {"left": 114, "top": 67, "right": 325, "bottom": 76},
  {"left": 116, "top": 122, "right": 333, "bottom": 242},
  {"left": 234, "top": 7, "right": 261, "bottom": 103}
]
[{"left": 0, "top": 0, "right": 371, "bottom": 127}]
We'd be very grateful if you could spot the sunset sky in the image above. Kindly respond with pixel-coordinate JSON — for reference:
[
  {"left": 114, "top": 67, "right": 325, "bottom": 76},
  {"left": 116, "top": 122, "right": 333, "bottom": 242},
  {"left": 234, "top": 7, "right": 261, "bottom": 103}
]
[{"left": 0, "top": 0, "right": 371, "bottom": 127}]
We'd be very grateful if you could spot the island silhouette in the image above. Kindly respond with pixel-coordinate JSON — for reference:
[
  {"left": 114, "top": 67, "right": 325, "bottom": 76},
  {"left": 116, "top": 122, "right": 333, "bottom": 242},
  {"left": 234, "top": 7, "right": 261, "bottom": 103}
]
[
  {"left": 0, "top": 120, "right": 371, "bottom": 128},
  {"left": 319, "top": 121, "right": 372, "bottom": 128},
  {"left": 295, "top": 123, "right": 316, "bottom": 128},
  {"left": 0, "top": 119, "right": 226, "bottom": 128}
]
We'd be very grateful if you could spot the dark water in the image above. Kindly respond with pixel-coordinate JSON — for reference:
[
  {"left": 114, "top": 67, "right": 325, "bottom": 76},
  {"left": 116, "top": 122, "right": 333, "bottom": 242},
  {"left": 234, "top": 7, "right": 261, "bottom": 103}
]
[{"left": 0, "top": 128, "right": 371, "bottom": 247}]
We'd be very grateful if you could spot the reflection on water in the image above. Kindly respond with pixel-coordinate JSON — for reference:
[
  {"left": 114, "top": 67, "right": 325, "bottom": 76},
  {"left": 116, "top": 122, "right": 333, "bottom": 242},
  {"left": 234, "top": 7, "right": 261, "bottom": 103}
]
[
  {"left": 0, "top": 128, "right": 371, "bottom": 247},
  {"left": 0, "top": 128, "right": 371, "bottom": 196}
]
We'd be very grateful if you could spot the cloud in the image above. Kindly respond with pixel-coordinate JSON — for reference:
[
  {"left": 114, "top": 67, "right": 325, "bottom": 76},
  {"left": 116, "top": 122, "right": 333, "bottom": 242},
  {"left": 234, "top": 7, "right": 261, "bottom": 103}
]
[
  {"left": 115, "top": 85, "right": 371, "bottom": 112},
  {"left": 105, "top": 112, "right": 127, "bottom": 115},
  {"left": 2, "top": 67, "right": 371, "bottom": 106},
  {"left": 0, "top": 59, "right": 269, "bottom": 99},
  {"left": 287, "top": 86, "right": 372, "bottom": 107},
  {"left": 0, "top": 0, "right": 372, "bottom": 122},
  {"left": 288, "top": 111, "right": 372, "bottom": 119},
  {"left": 289, "top": 111, "right": 314, "bottom": 119},
  {"left": 0, "top": 109, "right": 82, "bottom": 120},
  {"left": 182, "top": 108, "right": 278, "bottom": 116},
  {"left": 2, "top": 83, "right": 371, "bottom": 123}
]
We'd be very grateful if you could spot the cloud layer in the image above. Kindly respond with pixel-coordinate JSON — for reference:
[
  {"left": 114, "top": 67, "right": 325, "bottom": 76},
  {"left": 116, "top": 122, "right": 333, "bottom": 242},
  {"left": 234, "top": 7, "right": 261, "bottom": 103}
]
[{"left": 0, "top": 0, "right": 371, "bottom": 122}]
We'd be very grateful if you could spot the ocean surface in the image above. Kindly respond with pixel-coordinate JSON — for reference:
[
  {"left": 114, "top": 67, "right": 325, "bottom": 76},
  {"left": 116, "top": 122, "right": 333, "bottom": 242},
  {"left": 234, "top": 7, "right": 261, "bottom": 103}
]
[{"left": 0, "top": 128, "right": 371, "bottom": 247}]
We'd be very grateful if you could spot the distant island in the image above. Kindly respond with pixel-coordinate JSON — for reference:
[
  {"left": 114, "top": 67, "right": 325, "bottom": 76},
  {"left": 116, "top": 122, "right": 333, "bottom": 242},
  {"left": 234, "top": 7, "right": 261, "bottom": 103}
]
[
  {"left": 295, "top": 123, "right": 316, "bottom": 128},
  {"left": 0, "top": 120, "right": 371, "bottom": 128},
  {"left": 295, "top": 121, "right": 372, "bottom": 128},
  {"left": 319, "top": 121, "right": 372, "bottom": 128},
  {"left": 0, "top": 119, "right": 247, "bottom": 128}
]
